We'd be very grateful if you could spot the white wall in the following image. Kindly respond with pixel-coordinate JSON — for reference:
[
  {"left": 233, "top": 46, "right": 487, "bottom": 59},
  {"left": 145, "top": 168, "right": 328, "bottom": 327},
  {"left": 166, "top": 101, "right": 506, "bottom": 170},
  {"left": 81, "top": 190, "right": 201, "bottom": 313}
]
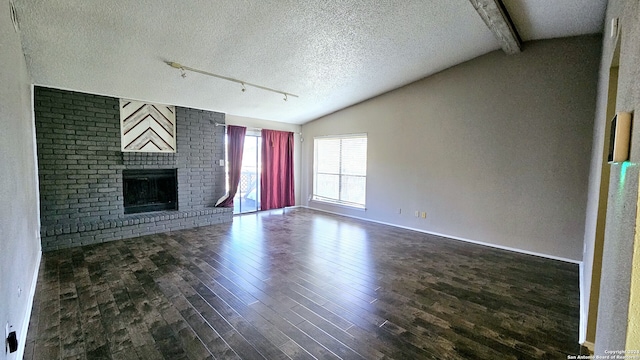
[
  {"left": 582, "top": 0, "right": 623, "bottom": 346},
  {"left": 225, "top": 115, "right": 302, "bottom": 205},
  {"left": 590, "top": 0, "right": 640, "bottom": 353},
  {"left": 301, "top": 36, "right": 601, "bottom": 262},
  {"left": 0, "top": 1, "right": 42, "bottom": 359}
]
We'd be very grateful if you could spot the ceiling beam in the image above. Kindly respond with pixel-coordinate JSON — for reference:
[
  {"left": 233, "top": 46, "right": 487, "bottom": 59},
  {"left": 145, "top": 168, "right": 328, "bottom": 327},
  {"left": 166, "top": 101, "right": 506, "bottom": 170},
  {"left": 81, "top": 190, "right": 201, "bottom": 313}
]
[{"left": 469, "top": 0, "right": 522, "bottom": 55}]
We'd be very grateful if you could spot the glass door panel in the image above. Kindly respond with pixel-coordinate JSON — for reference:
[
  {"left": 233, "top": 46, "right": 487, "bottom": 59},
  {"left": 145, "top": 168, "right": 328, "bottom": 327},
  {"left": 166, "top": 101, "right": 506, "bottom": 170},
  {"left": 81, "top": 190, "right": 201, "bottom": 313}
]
[{"left": 234, "top": 135, "right": 261, "bottom": 214}]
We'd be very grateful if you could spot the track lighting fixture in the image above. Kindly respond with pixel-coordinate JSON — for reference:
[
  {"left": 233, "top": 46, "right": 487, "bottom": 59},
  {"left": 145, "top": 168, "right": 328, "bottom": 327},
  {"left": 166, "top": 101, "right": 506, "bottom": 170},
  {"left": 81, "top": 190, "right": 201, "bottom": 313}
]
[{"left": 166, "top": 61, "right": 298, "bottom": 100}]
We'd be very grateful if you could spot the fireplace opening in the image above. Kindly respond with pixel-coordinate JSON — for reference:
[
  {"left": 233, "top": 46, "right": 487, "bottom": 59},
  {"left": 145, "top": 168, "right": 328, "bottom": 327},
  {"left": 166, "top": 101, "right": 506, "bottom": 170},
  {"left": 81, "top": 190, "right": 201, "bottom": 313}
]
[{"left": 123, "top": 169, "right": 177, "bottom": 214}]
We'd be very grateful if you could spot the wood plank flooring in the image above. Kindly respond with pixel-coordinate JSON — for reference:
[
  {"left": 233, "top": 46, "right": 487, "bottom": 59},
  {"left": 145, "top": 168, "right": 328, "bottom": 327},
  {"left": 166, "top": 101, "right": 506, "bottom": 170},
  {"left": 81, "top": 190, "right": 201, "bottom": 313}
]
[{"left": 24, "top": 208, "right": 582, "bottom": 359}]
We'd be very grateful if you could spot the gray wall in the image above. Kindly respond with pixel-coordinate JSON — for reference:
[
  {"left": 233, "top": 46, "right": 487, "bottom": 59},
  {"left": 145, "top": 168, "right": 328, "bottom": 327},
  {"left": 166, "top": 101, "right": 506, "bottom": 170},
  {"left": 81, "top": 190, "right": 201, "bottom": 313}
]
[
  {"left": 592, "top": 0, "right": 640, "bottom": 354},
  {"left": 35, "top": 87, "right": 231, "bottom": 251},
  {"left": 301, "top": 35, "right": 601, "bottom": 262},
  {"left": 0, "top": 0, "right": 42, "bottom": 358}
]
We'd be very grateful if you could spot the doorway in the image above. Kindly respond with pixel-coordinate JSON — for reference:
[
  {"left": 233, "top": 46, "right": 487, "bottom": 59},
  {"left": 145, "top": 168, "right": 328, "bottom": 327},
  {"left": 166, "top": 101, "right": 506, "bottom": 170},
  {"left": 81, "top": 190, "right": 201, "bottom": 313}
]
[{"left": 234, "top": 133, "right": 261, "bottom": 214}]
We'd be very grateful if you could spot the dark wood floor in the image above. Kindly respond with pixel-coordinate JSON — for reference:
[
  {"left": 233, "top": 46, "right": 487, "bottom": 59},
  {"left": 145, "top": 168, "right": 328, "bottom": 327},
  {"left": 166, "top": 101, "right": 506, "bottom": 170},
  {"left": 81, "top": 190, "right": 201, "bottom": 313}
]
[{"left": 25, "top": 208, "right": 582, "bottom": 359}]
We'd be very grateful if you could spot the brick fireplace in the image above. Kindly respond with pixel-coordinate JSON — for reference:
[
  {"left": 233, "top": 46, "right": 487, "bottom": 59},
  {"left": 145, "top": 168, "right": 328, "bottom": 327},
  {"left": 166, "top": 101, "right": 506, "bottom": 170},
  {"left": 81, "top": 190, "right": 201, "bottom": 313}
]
[{"left": 35, "top": 87, "right": 232, "bottom": 251}]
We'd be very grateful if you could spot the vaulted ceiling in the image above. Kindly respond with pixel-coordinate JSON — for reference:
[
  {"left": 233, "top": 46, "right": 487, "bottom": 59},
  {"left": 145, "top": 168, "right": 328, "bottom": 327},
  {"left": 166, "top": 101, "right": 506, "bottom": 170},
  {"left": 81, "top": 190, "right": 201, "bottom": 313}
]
[{"left": 14, "top": 0, "right": 606, "bottom": 124}]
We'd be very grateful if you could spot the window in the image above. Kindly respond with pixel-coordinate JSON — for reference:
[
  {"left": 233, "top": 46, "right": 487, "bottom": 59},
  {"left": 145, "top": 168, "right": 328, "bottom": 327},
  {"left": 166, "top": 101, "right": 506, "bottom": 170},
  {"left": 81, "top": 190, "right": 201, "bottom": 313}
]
[{"left": 313, "top": 134, "right": 367, "bottom": 208}]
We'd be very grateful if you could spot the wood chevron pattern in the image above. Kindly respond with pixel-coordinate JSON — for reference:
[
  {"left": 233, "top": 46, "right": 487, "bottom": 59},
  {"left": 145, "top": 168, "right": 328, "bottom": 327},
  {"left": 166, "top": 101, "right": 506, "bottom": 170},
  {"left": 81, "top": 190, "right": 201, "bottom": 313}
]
[{"left": 120, "top": 99, "right": 176, "bottom": 152}]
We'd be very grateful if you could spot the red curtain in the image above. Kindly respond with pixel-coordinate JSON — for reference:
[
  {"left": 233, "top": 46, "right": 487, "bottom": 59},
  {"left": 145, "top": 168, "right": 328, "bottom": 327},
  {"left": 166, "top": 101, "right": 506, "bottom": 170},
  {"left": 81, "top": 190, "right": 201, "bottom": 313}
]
[
  {"left": 216, "top": 125, "right": 246, "bottom": 207},
  {"left": 260, "top": 129, "right": 295, "bottom": 210}
]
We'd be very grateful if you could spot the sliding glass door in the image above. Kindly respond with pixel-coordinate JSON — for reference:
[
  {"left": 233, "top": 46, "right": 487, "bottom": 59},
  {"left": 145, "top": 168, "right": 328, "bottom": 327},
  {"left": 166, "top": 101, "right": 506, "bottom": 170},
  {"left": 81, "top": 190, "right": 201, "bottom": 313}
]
[{"left": 233, "top": 134, "right": 261, "bottom": 214}]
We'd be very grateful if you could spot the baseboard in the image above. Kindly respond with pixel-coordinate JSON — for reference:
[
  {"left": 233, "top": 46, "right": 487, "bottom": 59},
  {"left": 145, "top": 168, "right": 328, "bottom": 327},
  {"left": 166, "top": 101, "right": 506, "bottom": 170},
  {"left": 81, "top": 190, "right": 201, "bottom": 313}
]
[
  {"left": 15, "top": 249, "right": 41, "bottom": 360},
  {"left": 302, "top": 206, "right": 581, "bottom": 264},
  {"left": 579, "top": 262, "right": 586, "bottom": 344}
]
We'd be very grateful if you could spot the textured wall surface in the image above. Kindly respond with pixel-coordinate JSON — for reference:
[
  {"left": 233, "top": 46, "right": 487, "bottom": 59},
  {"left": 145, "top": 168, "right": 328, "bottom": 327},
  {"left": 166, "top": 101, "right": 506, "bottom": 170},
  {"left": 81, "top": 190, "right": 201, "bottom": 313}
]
[
  {"left": 0, "top": 0, "right": 42, "bottom": 358},
  {"left": 301, "top": 36, "right": 600, "bottom": 262},
  {"left": 35, "top": 87, "right": 231, "bottom": 251},
  {"left": 593, "top": 0, "right": 640, "bottom": 354},
  {"left": 175, "top": 107, "right": 226, "bottom": 210},
  {"left": 597, "top": 163, "right": 638, "bottom": 352}
]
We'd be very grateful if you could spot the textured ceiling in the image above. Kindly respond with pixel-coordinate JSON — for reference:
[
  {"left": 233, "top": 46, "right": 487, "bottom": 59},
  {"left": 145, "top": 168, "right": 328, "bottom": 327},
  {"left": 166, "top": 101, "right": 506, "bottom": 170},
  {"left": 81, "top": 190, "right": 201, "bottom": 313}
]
[{"left": 14, "top": 0, "right": 606, "bottom": 124}]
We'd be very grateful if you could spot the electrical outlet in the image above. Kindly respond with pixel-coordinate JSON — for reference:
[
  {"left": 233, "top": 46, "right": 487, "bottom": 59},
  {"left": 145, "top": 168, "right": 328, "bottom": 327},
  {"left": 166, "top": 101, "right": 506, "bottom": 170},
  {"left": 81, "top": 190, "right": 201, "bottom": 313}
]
[
  {"left": 414, "top": 211, "right": 419, "bottom": 217},
  {"left": 421, "top": 212, "right": 427, "bottom": 218}
]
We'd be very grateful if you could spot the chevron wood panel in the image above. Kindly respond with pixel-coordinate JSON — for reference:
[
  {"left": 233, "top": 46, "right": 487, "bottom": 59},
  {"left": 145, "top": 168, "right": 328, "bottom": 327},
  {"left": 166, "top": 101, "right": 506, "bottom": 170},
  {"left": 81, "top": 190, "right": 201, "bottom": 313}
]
[{"left": 120, "top": 99, "right": 176, "bottom": 152}]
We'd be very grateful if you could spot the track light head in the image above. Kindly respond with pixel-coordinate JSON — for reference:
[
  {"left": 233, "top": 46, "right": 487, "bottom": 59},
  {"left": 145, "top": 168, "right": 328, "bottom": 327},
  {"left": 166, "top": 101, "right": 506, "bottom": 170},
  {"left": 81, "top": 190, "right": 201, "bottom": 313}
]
[{"left": 166, "top": 61, "right": 183, "bottom": 69}]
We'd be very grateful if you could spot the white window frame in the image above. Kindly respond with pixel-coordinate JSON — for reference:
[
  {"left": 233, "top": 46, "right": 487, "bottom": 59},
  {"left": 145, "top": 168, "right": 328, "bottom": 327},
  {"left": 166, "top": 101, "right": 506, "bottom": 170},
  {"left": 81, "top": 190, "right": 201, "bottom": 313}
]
[{"left": 312, "top": 133, "right": 367, "bottom": 209}]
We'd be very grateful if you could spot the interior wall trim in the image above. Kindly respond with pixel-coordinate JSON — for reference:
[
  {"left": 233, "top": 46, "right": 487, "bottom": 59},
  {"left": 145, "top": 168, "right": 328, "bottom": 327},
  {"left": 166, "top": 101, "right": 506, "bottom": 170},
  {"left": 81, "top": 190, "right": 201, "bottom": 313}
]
[{"left": 580, "top": 262, "right": 587, "bottom": 343}]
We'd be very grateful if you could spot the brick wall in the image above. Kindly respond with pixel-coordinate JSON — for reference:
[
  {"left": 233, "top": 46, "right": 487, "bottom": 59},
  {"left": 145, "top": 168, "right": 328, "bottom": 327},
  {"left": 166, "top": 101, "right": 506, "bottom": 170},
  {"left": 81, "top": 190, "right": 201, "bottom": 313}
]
[
  {"left": 34, "top": 87, "right": 232, "bottom": 251},
  {"left": 176, "top": 107, "right": 225, "bottom": 210}
]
